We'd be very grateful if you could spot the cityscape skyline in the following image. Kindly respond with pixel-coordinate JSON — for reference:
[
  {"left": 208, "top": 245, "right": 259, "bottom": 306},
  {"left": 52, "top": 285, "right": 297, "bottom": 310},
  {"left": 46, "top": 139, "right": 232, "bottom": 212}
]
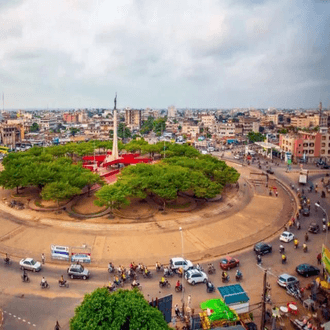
[{"left": 0, "top": 0, "right": 329, "bottom": 109}]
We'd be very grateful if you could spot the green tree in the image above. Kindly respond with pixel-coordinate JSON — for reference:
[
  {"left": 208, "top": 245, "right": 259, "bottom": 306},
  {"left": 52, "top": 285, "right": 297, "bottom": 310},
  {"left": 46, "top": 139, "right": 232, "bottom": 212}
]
[
  {"left": 118, "top": 123, "right": 131, "bottom": 139},
  {"left": 153, "top": 117, "right": 167, "bottom": 134},
  {"left": 30, "top": 122, "right": 39, "bottom": 132},
  {"left": 70, "top": 127, "right": 80, "bottom": 136},
  {"left": 140, "top": 116, "right": 154, "bottom": 135},
  {"left": 70, "top": 288, "right": 172, "bottom": 330},
  {"left": 41, "top": 182, "right": 81, "bottom": 205},
  {"left": 247, "top": 132, "right": 266, "bottom": 143}
]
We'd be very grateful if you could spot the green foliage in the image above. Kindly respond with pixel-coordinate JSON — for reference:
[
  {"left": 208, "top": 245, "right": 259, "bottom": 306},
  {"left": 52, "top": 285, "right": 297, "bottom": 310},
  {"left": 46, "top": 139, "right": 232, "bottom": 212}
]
[
  {"left": 70, "top": 127, "right": 80, "bottom": 136},
  {"left": 70, "top": 288, "right": 172, "bottom": 330},
  {"left": 277, "top": 128, "right": 288, "bottom": 134},
  {"left": 153, "top": 117, "right": 167, "bottom": 134},
  {"left": 118, "top": 123, "right": 131, "bottom": 139},
  {"left": 41, "top": 182, "right": 81, "bottom": 204},
  {"left": 247, "top": 132, "right": 266, "bottom": 143},
  {"left": 140, "top": 116, "right": 154, "bottom": 135},
  {"left": 30, "top": 122, "right": 39, "bottom": 132}
]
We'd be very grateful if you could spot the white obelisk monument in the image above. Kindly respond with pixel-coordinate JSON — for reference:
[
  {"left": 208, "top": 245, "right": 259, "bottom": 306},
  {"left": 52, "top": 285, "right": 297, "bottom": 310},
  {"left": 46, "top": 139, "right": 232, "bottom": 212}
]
[{"left": 111, "top": 93, "right": 119, "bottom": 160}]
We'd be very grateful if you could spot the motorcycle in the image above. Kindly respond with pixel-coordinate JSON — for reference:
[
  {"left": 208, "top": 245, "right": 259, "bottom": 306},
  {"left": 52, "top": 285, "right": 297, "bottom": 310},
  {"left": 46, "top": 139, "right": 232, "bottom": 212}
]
[
  {"left": 323, "top": 224, "right": 327, "bottom": 232},
  {"left": 279, "top": 245, "right": 285, "bottom": 253},
  {"left": 159, "top": 280, "right": 171, "bottom": 288},
  {"left": 206, "top": 282, "right": 215, "bottom": 293},
  {"left": 21, "top": 274, "right": 30, "bottom": 283},
  {"left": 3, "top": 258, "right": 11, "bottom": 265},
  {"left": 131, "top": 283, "right": 142, "bottom": 291},
  {"left": 108, "top": 265, "right": 115, "bottom": 273},
  {"left": 107, "top": 285, "right": 116, "bottom": 292},
  {"left": 303, "top": 245, "right": 308, "bottom": 253},
  {"left": 286, "top": 283, "right": 302, "bottom": 302},
  {"left": 58, "top": 280, "right": 69, "bottom": 288},
  {"left": 40, "top": 281, "right": 50, "bottom": 289},
  {"left": 175, "top": 284, "right": 184, "bottom": 292},
  {"left": 164, "top": 268, "right": 175, "bottom": 278},
  {"left": 222, "top": 275, "right": 230, "bottom": 283},
  {"left": 235, "top": 273, "right": 243, "bottom": 282},
  {"left": 143, "top": 271, "right": 153, "bottom": 279},
  {"left": 156, "top": 264, "right": 164, "bottom": 272},
  {"left": 207, "top": 265, "right": 216, "bottom": 275}
]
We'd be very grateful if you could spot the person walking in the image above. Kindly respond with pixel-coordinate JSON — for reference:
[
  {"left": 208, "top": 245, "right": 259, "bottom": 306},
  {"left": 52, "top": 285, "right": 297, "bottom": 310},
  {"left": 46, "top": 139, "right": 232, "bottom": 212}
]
[
  {"left": 41, "top": 253, "right": 45, "bottom": 265},
  {"left": 54, "top": 321, "right": 61, "bottom": 330},
  {"left": 317, "top": 253, "right": 322, "bottom": 265}
]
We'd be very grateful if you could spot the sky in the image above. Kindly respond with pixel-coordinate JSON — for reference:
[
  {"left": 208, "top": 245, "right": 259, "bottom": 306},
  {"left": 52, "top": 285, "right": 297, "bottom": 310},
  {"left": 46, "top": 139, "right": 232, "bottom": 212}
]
[{"left": 0, "top": 0, "right": 329, "bottom": 110}]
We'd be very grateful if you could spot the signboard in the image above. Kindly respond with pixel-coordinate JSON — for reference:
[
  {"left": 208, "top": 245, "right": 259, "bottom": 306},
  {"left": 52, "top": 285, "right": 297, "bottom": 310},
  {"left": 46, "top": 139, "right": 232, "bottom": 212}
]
[
  {"left": 51, "top": 245, "right": 70, "bottom": 261},
  {"left": 322, "top": 244, "right": 330, "bottom": 275},
  {"left": 150, "top": 294, "right": 172, "bottom": 323}
]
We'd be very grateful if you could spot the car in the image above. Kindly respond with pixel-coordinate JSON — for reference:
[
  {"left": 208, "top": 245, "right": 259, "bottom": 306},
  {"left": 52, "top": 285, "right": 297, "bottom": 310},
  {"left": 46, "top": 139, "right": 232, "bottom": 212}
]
[
  {"left": 322, "top": 165, "right": 330, "bottom": 169},
  {"left": 184, "top": 269, "right": 208, "bottom": 285},
  {"left": 19, "top": 258, "right": 42, "bottom": 272},
  {"left": 234, "top": 155, "right": 241, "bottom": 160},
  {"left": 71, "top": 253, "right": 91, "bottom": 263},
  {"left": 308, "top": 223, "right": 320, "bottom": 234},
  {"left": 219, "top": 256, "right": 240, "bottom": 270},
  {"left": 254, "top": 242, "right": 272, "bottom": 255},
  {"left": 266, "top": 169, "right": 274, "bottom": 174},
  {"left": 67, "top": 264, "right": 90, "bottom": 280},
  {"left": 170, "top": 257, "right": 193, "bottom": 272},
  {"left": 277, "top": 274, "right": 299, "bottom": 287},
  {"left": 279, "top": 231, "right": 294, "bottom": 243},
  {"left": 302, "top": 208, "right": 310, "bottom": 217},
  {"left": 296, "top": 264, "right": 320, "bottom": 277}
]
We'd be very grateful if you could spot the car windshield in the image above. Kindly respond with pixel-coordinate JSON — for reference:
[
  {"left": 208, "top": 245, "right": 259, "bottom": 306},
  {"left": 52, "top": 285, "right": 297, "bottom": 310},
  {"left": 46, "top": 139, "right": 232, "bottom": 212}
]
[
  {"left": 279, "top": 276, "right": 286, "bottom": 282},
  {"left": 221, "top": 260, "right": 228, "bottom": 264},
  {"left": 30, "top": 260, "right": 36, "bottom": 265}
]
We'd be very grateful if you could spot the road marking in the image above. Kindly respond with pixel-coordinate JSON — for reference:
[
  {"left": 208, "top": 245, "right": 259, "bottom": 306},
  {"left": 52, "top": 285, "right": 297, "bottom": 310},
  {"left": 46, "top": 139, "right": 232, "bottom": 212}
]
[{"left": 3, "top": 310, "right": 37, "bottom": 328}]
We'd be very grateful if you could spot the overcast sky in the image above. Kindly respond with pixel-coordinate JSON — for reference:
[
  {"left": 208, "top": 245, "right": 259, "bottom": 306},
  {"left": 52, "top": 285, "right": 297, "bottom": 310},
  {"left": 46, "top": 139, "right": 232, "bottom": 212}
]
[{"left": 0, "top": 0, "right": 329, "bottom": 109}]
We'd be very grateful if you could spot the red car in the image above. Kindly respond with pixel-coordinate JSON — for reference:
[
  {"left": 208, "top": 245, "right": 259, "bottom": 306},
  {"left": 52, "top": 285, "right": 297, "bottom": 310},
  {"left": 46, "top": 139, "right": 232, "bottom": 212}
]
[{"left": 220, "top": 256, "right": 239, "bottom": 270}]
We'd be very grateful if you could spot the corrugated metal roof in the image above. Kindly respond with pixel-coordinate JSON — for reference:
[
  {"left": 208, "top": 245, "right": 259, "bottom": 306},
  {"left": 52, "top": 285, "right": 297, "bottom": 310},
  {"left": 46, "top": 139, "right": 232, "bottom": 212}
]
[{"left": 218, "top": 284, "right": 250, "bottom": 304}]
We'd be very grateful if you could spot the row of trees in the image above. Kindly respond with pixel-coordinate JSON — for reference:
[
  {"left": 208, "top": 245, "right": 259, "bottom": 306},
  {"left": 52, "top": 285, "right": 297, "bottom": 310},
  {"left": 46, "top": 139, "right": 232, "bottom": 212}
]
[
  {"left": 0, "top": 148, "right": 103, "bottom": 203},
  {"left": 95, "top": 145, "right": 240, "bottom": 211},
  {"left": 140, "top": 116, "right": 167, "bottom": 135}
]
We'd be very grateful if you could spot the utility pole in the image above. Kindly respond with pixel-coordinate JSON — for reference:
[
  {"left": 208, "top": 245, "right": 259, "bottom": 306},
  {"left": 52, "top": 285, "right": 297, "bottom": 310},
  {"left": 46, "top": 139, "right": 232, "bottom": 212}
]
[{"left": 261, "top": 269, "right": 267, "bottom": 330}]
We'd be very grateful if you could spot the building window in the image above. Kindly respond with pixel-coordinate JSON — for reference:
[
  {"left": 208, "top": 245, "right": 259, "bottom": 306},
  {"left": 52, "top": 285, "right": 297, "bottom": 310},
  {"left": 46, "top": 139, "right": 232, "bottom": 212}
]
[
  {"left": 322, "top": 136, "right": 326, "bottom": 140},
  {"left": 322, "top": 143, "right": 326, "bottom": 147},
  {"left": 309, "top": 150, "right": 313, "bottom": 154},
  {"left": 309, "top": 143, "right": 314, "bottom": 147},
  {"left": 321, "top": 150, "right": 325, "bottom": 154}
]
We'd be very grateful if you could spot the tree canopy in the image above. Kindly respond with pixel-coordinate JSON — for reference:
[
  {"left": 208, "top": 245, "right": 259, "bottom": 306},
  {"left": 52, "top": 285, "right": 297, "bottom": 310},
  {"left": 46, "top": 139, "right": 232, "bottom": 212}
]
[
  {"left": 70, "top": 288, "right": 172, "bottom": 330},
  {"left": 247, "top": 132, "right": 266, "bottom": 143}
]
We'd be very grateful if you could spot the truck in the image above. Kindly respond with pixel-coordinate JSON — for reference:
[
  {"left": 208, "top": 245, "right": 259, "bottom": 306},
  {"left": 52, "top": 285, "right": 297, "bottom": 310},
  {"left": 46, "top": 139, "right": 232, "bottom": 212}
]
[{"left": 299, "top": 169, "right": 308, "bottom": 185}]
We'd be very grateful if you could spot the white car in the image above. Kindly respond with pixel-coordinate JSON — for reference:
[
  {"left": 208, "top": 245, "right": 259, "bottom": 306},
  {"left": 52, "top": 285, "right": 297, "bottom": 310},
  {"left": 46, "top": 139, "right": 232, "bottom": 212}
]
[
  {"left": 234, "top": 155, "right": 241, "bottom": 160},
  {"left": 277, "top": 274, "right": 299, "bottom": 287},
  {"left": 19, "top": 258, "right": 42, "bottom": 272},
  {"left": 170, "top": 257, "right": 193, "bottom": 272},
  {"left": 279, "top": 231, "right": 294, "bottom": 243},
  {"left": 185, "top": 269, "right": 208, "bottom": 285}
]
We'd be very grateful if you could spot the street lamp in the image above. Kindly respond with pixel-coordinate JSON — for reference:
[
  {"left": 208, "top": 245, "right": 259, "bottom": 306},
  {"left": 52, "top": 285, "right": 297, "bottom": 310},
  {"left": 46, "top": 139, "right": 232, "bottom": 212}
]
[
  {"left": 179, "top": 227, "right": 185, "bottom": 315},
  {"left": 315, "top": 202, "right": 328, "bottom": 243}
]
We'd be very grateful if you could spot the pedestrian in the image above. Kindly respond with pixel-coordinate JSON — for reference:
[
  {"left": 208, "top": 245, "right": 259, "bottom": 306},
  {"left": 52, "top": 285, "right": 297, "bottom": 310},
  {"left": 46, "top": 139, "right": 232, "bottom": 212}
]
[
  {"left": 54, "top": 321, "right": 61, "bottom": 330},
  {"left": 291, "top": 217, "right": 295, "bottom": 225},
  {"left": 41, "top": 253, "right": 45, "bottom": 264},
  {"left": 175, "top": 304, "right": 180, "bottom": 318},
  {"left": 187, "top": 295, "right": 191, "bottom": 308},
  {"left": 296, "top": 221, "right": 301, "bottom": 230},
  {"left": 275, "top": 191, "right": 278, "bottom": 197}
]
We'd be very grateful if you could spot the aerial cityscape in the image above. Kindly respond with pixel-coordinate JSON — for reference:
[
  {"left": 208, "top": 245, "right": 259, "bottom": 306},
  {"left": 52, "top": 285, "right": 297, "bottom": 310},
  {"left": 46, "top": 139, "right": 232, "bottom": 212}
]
[{"left": 0, "top": 0, "right": 330, "bottom": 330}]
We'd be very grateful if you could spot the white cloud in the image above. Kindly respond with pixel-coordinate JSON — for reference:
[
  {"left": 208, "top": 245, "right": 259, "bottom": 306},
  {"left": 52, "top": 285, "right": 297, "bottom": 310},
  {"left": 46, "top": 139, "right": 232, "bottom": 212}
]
[{"left": 0, "top": 0, "right": 329, "bottom": 108}]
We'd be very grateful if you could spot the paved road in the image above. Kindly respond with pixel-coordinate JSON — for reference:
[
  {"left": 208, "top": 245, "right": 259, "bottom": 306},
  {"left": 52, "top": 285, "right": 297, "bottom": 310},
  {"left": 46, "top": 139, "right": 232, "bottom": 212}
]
[{"left": 1, "top": 158, "right": 329, "bottom": 329}]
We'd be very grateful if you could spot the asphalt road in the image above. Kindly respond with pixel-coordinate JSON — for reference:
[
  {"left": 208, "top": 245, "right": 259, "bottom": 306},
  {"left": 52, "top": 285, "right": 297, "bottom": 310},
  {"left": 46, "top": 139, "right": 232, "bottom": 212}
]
[{"left": 0, "top": 157, "right": 329, "bottom": 329}]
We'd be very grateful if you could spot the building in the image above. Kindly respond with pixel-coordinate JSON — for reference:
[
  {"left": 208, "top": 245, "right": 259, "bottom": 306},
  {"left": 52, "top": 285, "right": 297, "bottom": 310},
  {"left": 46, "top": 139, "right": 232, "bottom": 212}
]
[
  {"left": 0, "top": 124, "right": 21, "bottom": 147},
  {"left": 168, "top": 106, "right": 177, "bottom": 118},
  {"left": 125, "top": 108, "right": 142, "bottom": 130},
  {"left": 63, "top": 113, "right": 78, "bottom": 123},
  {"left": 217, "top": 284, "right": 250, "bottom": 314},
  {"left": 200, "top": 114, "right": 216, "bottom": 128},
  {"left": 182, "top": 122, "right": 200, "bottom": 138},
  {"left": 290, "top": 114, "right": 320, "bottom": 128},
  {"left": 239, "top": 117, "right": 259, "bottom": 135}
]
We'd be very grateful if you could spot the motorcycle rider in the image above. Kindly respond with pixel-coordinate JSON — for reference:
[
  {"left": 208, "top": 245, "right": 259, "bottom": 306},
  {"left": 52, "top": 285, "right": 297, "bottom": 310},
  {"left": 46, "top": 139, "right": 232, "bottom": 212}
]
[
  {"left": 281, "top": 254, "right": 287, "bottom": 264},
  {"left": 59, "top": 275, "right": 66, "bottom": 286},
  {"left": 22, "top": 269, "right": 28, "bottom": 282},
  {"left": 164, "top": 266, "right": 171, "bottom": 276},
  {"left": 303, "top": 243, "right": 308, "bottom": 252},
  {"left": 177, "top": 267, "right": 183, "bottom": 277},
  {"left": 108, "top": 262, "right": 114, "bottom": 272},
  {"left": 41, "top": 276, "right": 48, "bottom": 288},
  {"left": 196, "top": 263, "right": 202, "bottom": 271},
  {"left": 144, "top": 267, "right": 150, "bottom": 277},
  {"left": 114, "top": 276, "right": 120, "bottom": 286},
  {"left": 305, "top": 232, "right": 309, "bottom": 242},
  {"left": 156, "top": 261, "right": 161, "bottom": 271},
  {"left": 4, "top": 253, "right": 10, "bottom": 264},
  {"left": 160, "top": 276, "right": 165, "bottom": 284},
  {"left": 236, "top": 269, "right": 242, "bottom": 279},
  {"left": 257, "top": 254, "right": 262, "bottom": 264},
  {"left": 294, "top": 239, "right": 299, "bottom": 249},
  {"left": 279, "top": 245, "right": 285, "bottom": 253},
  {"left": 121, "top": 272, "right": 127, "bottom": 282},
  {"left": 131, "top": 279, "right": 139, "bottom": 288},
  {"left": 222, "top": 271, "right": 228, "bottom": 282},
  {"left": 208, "top": 263, "right": 214, "bottom": 273}
]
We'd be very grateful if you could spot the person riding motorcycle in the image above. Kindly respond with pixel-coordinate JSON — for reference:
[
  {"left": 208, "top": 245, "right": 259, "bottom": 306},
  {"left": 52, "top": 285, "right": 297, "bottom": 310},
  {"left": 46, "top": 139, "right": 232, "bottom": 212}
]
[
  {"left": 305, "top": 232, "right": 309, "bottom": 242},
  {"left": 236, "top": 269, "right": 242, "bottom": 279},
  {"left": 144, "top": 267, "right": 150, "bottom": 276},
  {"left": 121, "top": 272, "right": 127, "bottom": 282},
  {"left": 114, "top": 276, "right": 120, "bottom": 286},
  {"left": 257, "top": 254, "right": 262, "bottom": 264},
  {"left": 41, "top": 277, "right": 48, "bottom": 288},
  {"left": 156, "top": 261, "right": 161, "bottom": 270},
  {"left": 222, "top": 271, "right": 228, "bottom": 281},
  {"left": 176, "top": 280, "right": 181, "bottom": 288},
  {"left": 22, "top": 269, "right": 28, "bottom": 282},
  {"left": 208, "top": 263, "right": 214, "bottom": 271},
  {"left": 281, "top": 254, "right": 287, "bottom": 264},
  {"left": 177, "top": 267, "right": 183, "bottom": 276},
  {"left": 4, "top": 253, "right": 10, "bottom": 264},
  {"left": 196, "top": 263, "right": 202, "bottom": 271},
  {"left": 132, "top": 279, "right": 139, "bottom": 288},
  {"left": 279, "top": 245, "right": 285, "bottom": 253},
  {"left": 108, "top": 262, "right": 114, "bottom": 271},
  {"left": 294, "top": 239, "right": 299, "bottom": 248},
  {"left": 303, "top": 243, "right": 308, "bottom": 252},
  {"left": 59, "top": 275, "right": 66, "bottom": 285}
]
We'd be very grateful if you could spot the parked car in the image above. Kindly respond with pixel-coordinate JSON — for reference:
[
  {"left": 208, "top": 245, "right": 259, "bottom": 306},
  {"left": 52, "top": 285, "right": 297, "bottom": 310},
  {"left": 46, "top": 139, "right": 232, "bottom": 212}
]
[
  {"left": 185, "top": 269, "right": 208, "bottom": 285},
  {"left": 277, "top": 274, "right": 299, "bottom": 287},
  {"left": 296, "top": 264, "right": 320, "bottom": 277},
  {"left": 67, "top": 264, "right": 90, "bottom": 280},
  {"left": 170, "top": 257, "right": 193, "bottom": 272},
  {"left": 322, "top": 165, "right": 330, "bottom": 169},
  {"left": 308, "top": 223, "right": 320, "bottom": 234},
  {"left": 254, "top": 242, "right": 272, "bottom": 255},
  {"left": 219, "top": 256, "right": 240, "bottom": 270},
  {"left": 302, "top": 208, "right": 310, "bottom": 217},
  {"left": 279, "top": 231, "right": 294, "bottom": 243},
  {"left": 19, "top": 258, "right": 42, "bottom": 272}
]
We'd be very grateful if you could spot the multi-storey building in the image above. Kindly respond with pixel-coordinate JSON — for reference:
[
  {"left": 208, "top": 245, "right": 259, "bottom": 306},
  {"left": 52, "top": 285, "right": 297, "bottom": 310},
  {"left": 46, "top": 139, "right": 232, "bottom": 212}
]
[
  {"left": 290, "top": 114, "right": 320, "bottom": 128},
  {"left": 199, "top": 114, "right": 216, "bottom": 128},
  {"left": 0, "top": 124, "right": 21, "bottom": 147},
  {"left": 182, "top": 123, "right": 200, "bottom": 138},
  {"left": 125, "top": 108, "right": 142, "bottom": 130},
  {"left": 168, "top": 106, "right": 177, "bottom": 118},
  {"left": 63, "top": 113, "right": 78, "bottom": 123}
]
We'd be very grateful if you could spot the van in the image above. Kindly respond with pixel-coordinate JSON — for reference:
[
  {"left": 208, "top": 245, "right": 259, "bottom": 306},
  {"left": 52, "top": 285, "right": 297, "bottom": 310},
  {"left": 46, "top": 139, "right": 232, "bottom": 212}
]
[{"left": 51, "top": 245, "right": 70, "bottom": 261}]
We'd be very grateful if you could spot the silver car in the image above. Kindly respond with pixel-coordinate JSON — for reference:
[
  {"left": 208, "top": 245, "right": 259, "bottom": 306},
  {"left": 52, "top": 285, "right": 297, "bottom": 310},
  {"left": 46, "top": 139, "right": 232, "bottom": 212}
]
[
  {"left": 277, "top": 273, "right": 299, "bottom": 287},
  {"left": 19, "top": 258, "right": 42, "bottom": 272}
]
